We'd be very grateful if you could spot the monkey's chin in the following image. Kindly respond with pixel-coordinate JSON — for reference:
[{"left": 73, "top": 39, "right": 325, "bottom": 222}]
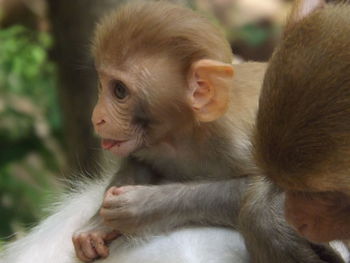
[{"left": 102, "top": 138, "right": 139, "bottom": 157}]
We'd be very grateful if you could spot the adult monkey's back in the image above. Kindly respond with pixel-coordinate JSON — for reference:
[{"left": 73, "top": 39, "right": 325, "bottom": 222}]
[{"left": 0, "top": 2, "right": 342, "bottom": 263}]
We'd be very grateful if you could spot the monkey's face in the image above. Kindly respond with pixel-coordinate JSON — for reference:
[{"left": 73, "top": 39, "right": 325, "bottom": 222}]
[
  {"left": 91, "top": 71, "right": 144, "bottom": 157},
  {"left": 284, "top": 190, "right": 350, "bottom": 243},
  {"left": 91, "top": 57, "right": 194, "bottom": 157}
]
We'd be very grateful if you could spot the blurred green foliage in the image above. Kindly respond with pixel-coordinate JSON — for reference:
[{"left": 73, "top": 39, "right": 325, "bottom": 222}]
[
  {"left": 0, "top": 26, "right": 62, "bottom": 239},
  {"left": 234, "top": 23, "right": 277, "bottom": 47}
]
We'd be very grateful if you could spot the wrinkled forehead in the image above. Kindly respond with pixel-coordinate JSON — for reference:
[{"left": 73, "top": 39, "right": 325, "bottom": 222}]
[
  {"left": 96, "top": 54, "right": 185, "bottom": 97},
  {"left": 96, "top": 51, "right": 181, "bottom": 72}
]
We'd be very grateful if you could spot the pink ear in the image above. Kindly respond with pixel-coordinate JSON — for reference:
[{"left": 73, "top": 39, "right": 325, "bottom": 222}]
[
  {"left": 187, "top": 59, "right": 233, "bottom": 122},
  {"left": 288, "top": 0, "right": 325, "bottom": 26}
]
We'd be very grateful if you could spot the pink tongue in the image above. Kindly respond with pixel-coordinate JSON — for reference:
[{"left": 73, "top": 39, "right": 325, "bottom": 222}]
[{"left": 101, "top": 139, "right": 118, "bottom": 150}]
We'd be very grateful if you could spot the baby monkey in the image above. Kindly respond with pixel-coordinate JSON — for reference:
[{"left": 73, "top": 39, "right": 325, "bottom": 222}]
[
  {"left": 73, "top": 2, "right": 261, "bottom": 261},
  {"left": 255, "top": 0, "right": 350, "bottom": 243}
]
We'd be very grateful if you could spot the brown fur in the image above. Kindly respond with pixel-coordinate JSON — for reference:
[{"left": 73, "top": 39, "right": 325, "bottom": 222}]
[
  {"left": 255, "top": 3, "right": 350, "bottom": 193},
  {"left": 254, "top": 0, "right": 350, "bottom": 242}
]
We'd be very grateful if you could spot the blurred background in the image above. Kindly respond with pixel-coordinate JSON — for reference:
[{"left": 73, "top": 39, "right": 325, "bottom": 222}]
[{"left": 0, "top": 0, "right": 292, "bottom": 244}]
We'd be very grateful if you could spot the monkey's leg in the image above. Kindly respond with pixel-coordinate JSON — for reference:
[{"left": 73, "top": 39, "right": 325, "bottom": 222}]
[
  {"left": 239, "top": 177, "right": 345, "bottom": 263},
  {"left": 97, "top": 227, "right": 248, "bottom": 263}
]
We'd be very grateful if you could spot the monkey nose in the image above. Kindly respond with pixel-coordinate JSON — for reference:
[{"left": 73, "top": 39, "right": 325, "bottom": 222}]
[
  {"left": 92, "top": 114, "right": 106, "bottom": 127},
  {"left": 95, "top": 119, "right": 106, "bottom": 126}
]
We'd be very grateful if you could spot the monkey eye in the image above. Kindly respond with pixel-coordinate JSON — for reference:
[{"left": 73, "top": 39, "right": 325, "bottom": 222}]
[{"left": 112, "top": 80, "right": 129, "bottom": 100}]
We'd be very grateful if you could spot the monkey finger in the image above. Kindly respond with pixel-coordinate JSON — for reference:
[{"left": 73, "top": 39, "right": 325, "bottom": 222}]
[
  {"left": 112, "top": 186, "right": 126, "bottom": 195},
  {"left": 76, "top": 248, "right": 91, "bottom": 263},
  {"left": 105, "top": 186, "right": 132, "bottom": 197},
  {"left": 72, "top": 236, "right": 91, "bottom": 262},
  {"left": 102, "top": 196, "right": 126, "bottom": 209},
  {"left": 81, "top": 235, "right": 98, "bottom": 260},
  {"left": 105, "top": 186, "right": 120, "bottom": 197},
  {"left": 116, "top": 185, "right": 137, "bottom": 193},
  {"left": 92, "top": 236, "right": 109, "bottom": 258}
]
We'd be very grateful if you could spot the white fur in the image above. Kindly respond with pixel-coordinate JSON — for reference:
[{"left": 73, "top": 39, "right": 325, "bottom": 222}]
[
  {"left": 0, "top": 175, "right": 109, "bottom": 263},
  {"left": 99, "top": 227, "right": 248, "bottom": 263},
  {"left": 0, "top": 171, "right": 248, "bottom": 263},
  {"left": 330, "top": 241, "right": 350, "bottom": 263}
]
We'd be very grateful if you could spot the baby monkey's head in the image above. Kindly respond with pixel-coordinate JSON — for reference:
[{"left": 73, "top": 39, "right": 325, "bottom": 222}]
[{"left": 91, "top": 2, "right": 234, "bottom": 157}]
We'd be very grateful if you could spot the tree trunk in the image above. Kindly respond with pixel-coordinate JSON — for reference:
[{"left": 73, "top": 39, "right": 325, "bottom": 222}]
[{"left": 46, "top": 0, "right": 126, "bottom": 176}]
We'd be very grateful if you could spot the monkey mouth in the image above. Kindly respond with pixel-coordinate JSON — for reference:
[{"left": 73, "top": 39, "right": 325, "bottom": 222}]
[
  {"left": 100, "top": 137, "right": 139, "bottom": 157},
  {"left": 101, "top": 138, "right": 128, "bottom": 150}
]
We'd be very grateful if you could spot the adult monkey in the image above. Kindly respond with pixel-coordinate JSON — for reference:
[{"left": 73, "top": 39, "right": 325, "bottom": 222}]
[
  {"left": 254, "top": 0, "right": 350, "bottom": 244},
  {"left": 0, "top": 2, "right": 342, "bottom": 263}
]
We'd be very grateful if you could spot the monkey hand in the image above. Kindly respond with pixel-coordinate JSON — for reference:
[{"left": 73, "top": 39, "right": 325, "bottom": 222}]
[
  {"left": 72, "top": 229, "right": 120, "bottom": 262},
  {"left": 100, "top": 185, "right": 165, "bottom": 234}
]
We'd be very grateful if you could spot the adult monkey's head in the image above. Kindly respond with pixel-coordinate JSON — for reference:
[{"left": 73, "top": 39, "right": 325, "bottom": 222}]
[
  {"left": 255, "top": 0, "right": 350, "bottom": 242},
  {"left": 90, "top": 2, "right": 234, "bottom": 157}
]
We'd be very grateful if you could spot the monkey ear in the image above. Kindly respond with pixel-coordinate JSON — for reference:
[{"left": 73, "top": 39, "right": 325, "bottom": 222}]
[
  {"left": 287, "top": 0, "right": 325, "bottom": 29},
  {"left": 188, "top": 59, "right": 234, "bottom": 122}
]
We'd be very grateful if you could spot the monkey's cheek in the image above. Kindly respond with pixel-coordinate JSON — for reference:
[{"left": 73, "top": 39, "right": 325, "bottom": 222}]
[
  {"left": 285, "top": 215, "right": 317, "bottom": 242},
  {"left": 290, "top": 218, "right": 340, "bottom": 243},
  {"left": 108, "top": 137, "right": 140, "bottom": 157}
]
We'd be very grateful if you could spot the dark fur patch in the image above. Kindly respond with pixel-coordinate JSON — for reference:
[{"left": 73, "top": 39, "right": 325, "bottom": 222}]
[
  {"left": 310, "top": 243, "right": 345, "bottom": 263},
  {"left": 132, "top": 100, "right": 151, "bottom": 128}
]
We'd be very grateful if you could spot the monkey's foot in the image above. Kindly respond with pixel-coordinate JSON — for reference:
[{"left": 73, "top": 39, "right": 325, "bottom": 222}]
[{"left": 72, "top": 230, "right": 120, "bottom": 262}]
